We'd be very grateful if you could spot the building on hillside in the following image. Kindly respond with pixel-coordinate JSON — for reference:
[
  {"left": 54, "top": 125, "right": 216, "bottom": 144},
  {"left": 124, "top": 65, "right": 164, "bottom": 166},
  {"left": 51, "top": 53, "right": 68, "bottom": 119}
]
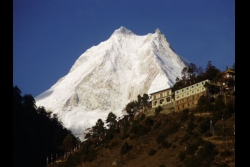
[
  {"left": 174, "top": 80, "right": 210, "bottom": 112},
  {"left": 150, "top": 88, "right": 173, "bottom": 109},
  {"left": 205, "top": 80, "right": 222, "bottom": 97},
  {"left": 222, "top": 67, "right": 235, "bottom": 92},
  {"left": 224, "top": 67, "right": 235, "bottom": 79},
  {"left": 150, "top": 79, "right": 223, "bottom": 112}
]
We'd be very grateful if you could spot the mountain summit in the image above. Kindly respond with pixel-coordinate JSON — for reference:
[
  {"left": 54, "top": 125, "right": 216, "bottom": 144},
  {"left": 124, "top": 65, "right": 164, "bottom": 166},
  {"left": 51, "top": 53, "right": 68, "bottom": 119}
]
[
  {"left": 35, "top": 26, "right": 188, "bottom": 141},
  {"left": 111, "top": 26, "right": 134, "bottom": 36}
]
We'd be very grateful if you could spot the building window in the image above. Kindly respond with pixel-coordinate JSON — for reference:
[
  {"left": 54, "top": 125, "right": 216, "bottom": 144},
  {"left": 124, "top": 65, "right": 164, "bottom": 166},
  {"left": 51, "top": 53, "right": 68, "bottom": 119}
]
[
  {"left": 202, "top": 81, "right": 204, "bottom": 85},
  {"left": 166, "top": 97, "right": 170, "bottom": 102},
  {"left": 186, "top": 87, "right": 189, "bottom": 90},
  {"left": 182, "top": 89, "right": 184, "bottom": 92},
  {"left": 192, "top": 85, "right": 194, "bottom": 89},
  {"left": 196, "top": 83, "right": 199, "bottom": 86},
  {"left": 160, "top": 99, "right": 164, "bottom": 104},
  {"left": 176, "top": 91, "right": 179, "bottom": 94}
]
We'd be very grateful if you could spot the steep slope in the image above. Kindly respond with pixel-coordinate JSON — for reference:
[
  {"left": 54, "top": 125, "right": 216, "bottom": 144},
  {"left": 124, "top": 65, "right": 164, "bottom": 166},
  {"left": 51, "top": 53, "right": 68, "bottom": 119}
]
[
  {"left": 47, "top": 110, "right": 235, "bottom": 167},
  {"left": 35, "top": 26, "right": 188, "bottom": 140}
]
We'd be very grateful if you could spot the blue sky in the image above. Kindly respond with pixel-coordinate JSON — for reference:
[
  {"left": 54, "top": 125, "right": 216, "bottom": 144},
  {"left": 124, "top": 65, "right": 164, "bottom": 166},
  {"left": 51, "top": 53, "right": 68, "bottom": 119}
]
[{"left": 13, "top": 0, "right": 235, "bottom": 97}]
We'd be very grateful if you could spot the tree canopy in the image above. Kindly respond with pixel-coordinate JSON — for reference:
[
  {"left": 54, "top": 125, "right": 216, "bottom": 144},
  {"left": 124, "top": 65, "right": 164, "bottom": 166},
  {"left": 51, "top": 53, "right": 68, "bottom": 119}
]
[{"left": 13, "top": 85, "right": 78, "bottom": 167}]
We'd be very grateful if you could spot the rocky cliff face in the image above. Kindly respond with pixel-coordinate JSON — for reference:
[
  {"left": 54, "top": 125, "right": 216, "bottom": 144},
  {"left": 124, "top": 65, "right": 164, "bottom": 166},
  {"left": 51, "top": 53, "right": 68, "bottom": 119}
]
[{"left": 35, "top": 26, "right": 188, "bottom": 140}]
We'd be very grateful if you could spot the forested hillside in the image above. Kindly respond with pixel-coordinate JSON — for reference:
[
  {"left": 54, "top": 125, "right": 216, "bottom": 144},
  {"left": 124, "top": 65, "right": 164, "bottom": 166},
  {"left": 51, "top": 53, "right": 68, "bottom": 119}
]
[
  {"left": 48, "top": 94, "right": 235, "bottom": 167},
  {"left": 13, "top": 86, "right": 79, "bottom": 167}
]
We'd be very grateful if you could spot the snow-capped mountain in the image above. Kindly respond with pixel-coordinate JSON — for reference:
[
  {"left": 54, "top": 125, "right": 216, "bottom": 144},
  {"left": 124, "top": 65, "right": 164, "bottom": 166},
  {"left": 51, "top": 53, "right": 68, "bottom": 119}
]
[{"left": 35, "top": 26, "right": 188, "bottom": 141}]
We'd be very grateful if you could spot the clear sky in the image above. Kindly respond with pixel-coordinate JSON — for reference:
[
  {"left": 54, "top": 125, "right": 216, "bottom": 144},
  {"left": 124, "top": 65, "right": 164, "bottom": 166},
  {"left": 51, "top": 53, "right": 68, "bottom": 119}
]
[{"left": 13, "top": 0, "right": 235, "bottom": 97}]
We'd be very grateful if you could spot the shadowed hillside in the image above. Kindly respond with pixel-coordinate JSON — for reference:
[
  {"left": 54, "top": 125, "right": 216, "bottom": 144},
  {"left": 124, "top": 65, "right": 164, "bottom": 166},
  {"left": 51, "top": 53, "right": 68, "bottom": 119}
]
[{"left": 49, "top": 95, "right": 235, "bottom": 167}]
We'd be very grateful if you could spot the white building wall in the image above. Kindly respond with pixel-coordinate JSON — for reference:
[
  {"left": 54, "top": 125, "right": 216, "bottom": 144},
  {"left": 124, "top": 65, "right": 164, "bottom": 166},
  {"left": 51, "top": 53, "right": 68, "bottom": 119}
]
[{"left": 175, "top": 80, "right": 209, "bottom": 101}]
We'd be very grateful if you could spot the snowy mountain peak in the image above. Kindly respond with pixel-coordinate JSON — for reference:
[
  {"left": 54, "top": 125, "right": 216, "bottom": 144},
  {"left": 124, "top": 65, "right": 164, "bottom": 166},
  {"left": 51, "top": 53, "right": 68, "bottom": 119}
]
[
  {"left": 35, "top": 27, "right": 189, "bottom": 141},
  {"left": 155, "top": 28, "right": 161, "bottom": 34},
  {"left": 111, "top": 26, "right": 134, "bottom": 36},
  {"left": 154, "top": 28, "right": 168, "bottom": 42}
]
